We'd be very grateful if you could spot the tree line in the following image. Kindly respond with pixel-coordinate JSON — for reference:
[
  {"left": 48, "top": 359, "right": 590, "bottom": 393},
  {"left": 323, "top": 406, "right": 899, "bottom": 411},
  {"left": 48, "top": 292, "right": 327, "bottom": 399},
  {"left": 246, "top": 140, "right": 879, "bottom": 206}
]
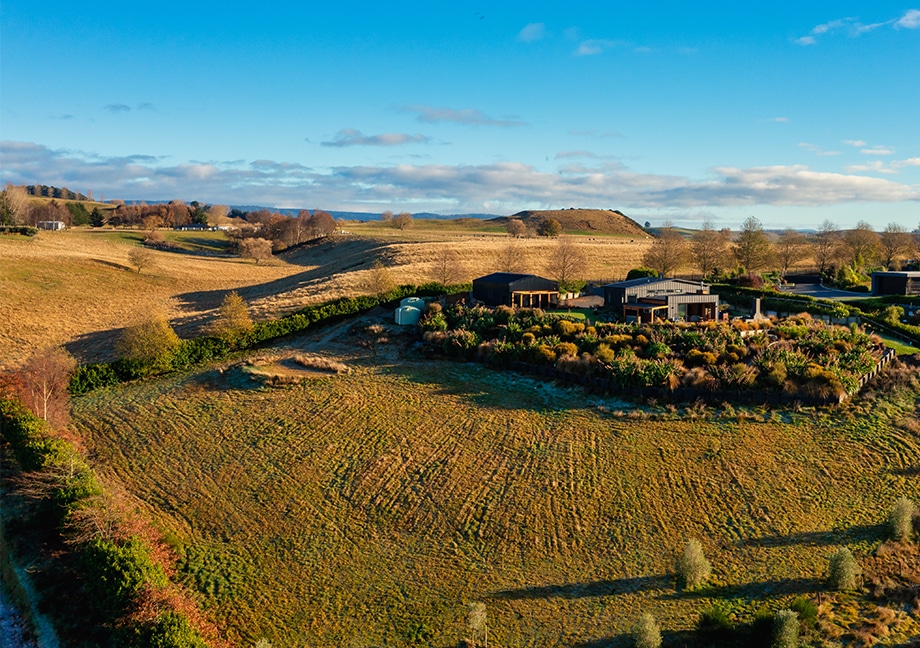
[{"left": 640, "top": 217, "right": 917, "bottom": 286}]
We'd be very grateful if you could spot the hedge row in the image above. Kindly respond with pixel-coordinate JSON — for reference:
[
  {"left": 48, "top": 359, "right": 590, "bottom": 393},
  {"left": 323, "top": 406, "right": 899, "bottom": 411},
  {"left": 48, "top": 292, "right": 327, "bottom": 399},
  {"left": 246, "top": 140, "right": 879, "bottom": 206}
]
[
  {"left": 0, "top": 225, "right": 39, "bottom": 236},
  {"left": 70, "top": 282, "right": 471, "bottom": 394},
  {"left": 0, "top": 399, "right": 207, "bottom": 647}
]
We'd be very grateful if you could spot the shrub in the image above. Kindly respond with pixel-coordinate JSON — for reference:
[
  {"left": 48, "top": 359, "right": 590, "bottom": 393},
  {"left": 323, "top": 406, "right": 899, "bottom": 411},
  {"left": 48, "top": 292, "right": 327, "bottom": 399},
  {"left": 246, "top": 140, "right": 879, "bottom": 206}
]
[
  {"left": 626, "top": 267, "right": 658, "bottom": 280},
  {"left": 135, "top": 611, "right": 208, "bottom": 648},
  {"left": 889, "top": 496, "right": 916, "bottom": 542},
  {"left": 554, "top": 342, "right": 579, "bottom": 358},
  {"left": 631, "top": 612, "right": 662, "bottom": 648},
  {"left": 697, "top": 605, "right": 732, "bottom": 637},
  {"left": 69, "top": 362, "right": 120, "bottom": 395},
  {"left": 595, "top": 343, "right": 615, "bottom": 364},
  {"left": 677, "top": 538, "right": 711, "bottom": 590},
  {"left": 789, "top": 597, "right": 818, "bottom": 628},
  {"left": 827, "top": 547, "right": 859, "bottom": 590},
  {"left": 82, "top": 536, "right": 169, "bottom": 615},
  {"left": 772, "top": 609, "right": 798, "bottom": 648},
  {"left": 536, "top": 345, "right": 556, "bottom": 364}
]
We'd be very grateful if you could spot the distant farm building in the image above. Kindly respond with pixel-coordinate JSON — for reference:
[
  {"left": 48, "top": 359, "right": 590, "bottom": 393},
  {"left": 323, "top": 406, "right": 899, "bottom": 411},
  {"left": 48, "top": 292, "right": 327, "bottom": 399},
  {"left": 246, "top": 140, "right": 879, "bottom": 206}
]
[
  {"left": 472, "top": 273, "right": 559, "bottom": 308},
  {"left": 872, "top": 271, "right": 920, "bottom": 296},
  {"left": 603, "top": 277, "right": 719, "bottom": 323},
  {"left": 37, "top": 220, "right": 66, "bottom": 231}
]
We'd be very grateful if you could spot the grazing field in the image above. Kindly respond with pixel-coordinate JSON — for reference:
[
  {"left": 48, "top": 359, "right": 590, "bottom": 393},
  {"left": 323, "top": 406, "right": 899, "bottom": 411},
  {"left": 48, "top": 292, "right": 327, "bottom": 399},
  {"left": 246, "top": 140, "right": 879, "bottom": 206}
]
[
  {"left": 1, "top": 227, "right": 650, "bottom": 370},
  {"left": 69, "top": 327, "right": 920, "bottom": 647}
]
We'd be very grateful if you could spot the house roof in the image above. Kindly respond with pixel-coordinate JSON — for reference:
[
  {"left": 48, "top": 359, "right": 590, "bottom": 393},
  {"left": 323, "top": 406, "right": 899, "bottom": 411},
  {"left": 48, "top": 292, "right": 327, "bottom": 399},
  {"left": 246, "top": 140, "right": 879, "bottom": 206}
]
[
  {"left": 603, "top": 276, "right": 708, "bottom": 289},
  {"left": 473, "top": 272, "right": 554, "bottom": 284}
]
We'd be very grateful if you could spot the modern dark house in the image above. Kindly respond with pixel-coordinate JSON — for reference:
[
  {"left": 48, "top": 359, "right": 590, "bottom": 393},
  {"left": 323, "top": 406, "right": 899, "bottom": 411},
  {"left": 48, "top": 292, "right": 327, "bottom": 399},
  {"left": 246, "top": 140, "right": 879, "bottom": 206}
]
[
  {"left": 602, "top": 277, "right": 720, "bottom": 322},
  {"left": 871, "top": 271, "right": 920, "bottom": 296},
  {"left": 472, "top": 273, "right": 559, "bottom": 308}
]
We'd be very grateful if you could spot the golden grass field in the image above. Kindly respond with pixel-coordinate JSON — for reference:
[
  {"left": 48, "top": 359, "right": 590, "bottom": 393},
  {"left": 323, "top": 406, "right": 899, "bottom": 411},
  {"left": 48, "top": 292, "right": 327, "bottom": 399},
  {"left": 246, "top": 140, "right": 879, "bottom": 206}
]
[
  {"left": 68, "top": 321, "right": 920, "bottom": 647},
  {"left": 0, "top": 226, "right": 650, "bottom": 369}
]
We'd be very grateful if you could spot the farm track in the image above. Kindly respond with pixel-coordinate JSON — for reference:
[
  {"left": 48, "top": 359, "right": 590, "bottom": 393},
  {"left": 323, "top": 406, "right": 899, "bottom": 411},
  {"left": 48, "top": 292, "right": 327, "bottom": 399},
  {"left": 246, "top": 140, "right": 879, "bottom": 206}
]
[{"left": 70, "top": 354, "right": 920, "bottom": 647}]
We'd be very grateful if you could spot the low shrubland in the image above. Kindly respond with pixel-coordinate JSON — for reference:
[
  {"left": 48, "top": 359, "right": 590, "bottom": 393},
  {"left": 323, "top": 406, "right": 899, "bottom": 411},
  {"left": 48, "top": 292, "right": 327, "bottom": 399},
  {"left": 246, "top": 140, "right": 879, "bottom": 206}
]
[{"left": 420, "top": 305, "right": 887, "bottom": 402}]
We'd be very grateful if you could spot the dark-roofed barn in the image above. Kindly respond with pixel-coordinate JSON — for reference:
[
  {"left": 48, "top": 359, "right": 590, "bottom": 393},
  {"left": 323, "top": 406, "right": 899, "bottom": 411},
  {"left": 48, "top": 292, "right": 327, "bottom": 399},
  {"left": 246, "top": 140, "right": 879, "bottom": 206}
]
[
  {"left": 603, "top": 276, "right": 720, "bottom": 322},
  {"left": 472, "top": 273, "right": 559, "bottom": 308}
]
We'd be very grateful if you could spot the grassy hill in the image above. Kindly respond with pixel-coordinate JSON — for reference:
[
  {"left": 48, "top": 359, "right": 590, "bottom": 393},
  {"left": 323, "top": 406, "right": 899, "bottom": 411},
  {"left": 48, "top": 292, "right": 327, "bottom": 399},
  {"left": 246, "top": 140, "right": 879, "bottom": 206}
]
[
  {"left": 493, "top": 209, "right": 651, "bottom": 238},
  {"left": 1, "top": 228, "right": 651, "bottom": 369},
  {"left": 68, "top": 324, "right": 920, "bottom": 647}
]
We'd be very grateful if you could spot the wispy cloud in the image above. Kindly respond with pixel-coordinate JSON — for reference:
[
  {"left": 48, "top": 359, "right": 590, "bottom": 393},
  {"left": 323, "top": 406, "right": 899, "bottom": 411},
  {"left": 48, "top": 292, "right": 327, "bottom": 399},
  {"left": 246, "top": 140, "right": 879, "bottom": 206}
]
[
  {"left": 104, "top": 104, "right": 131, "bottom": 113},
  {"left": 843, "top": 139, "right": 867, "bottom": 147},
  {"left": 796, "top": 9, "right": 919, "bottom": 45},
  {"left": 798, "top": 142, "right": 840, "bottom": 157},
  {"left": 568, "top": 129, "right": 624, "bottom": 139},
  {"left": 861, "top": 146, "right": 895, "bottom": 156},
  {"left": 3, "top": 141, "right": 916, "bottom": 213},
  {"left": 575, "top": 39, "right": 623, "bottom": 56},
  {"left": 402, "top": 105, "right": 527, "bottom": 128},
  {"left": 763, "top": 117, "right": 790, "bottom": 123},
  {"left": 846, "top": 156, "right": 920, "bottom": 174},
  {"left": 518, "top": 22, "right": 545, "bottom": 42},
  {"left": 321, "top": 129, "right": 432, "bottom": 147}
]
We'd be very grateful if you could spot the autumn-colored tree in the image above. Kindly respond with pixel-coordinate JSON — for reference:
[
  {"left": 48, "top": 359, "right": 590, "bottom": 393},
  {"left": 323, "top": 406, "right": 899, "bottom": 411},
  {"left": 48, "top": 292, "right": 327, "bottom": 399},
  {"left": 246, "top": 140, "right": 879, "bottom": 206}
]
[
  {"left": 537, "top": 218, "right": 562, "bottom": 237},
  {"left": 1, "top": 183, "right": 33, "bottom": 225},
  {"left": 367, "top": 259, "right": 395, "bottom": 295},
  {"left": 209, "top": 291, "right": 252, "bottom": 344},
  {"left": 128, "top": 247, "right": 155, "bottom": 273},
  {"left": 690, "top": 221, "right": 730, "bottom": 279},
  {"left": 506, "top": 219, "right": 526, "bottom": 237},
  {"left": 309, "top": 210, "right": 337, "bottom": 239},
  {"left": 431, "top": 247, "right": 463, "bottom": 286},
  {"left": 545, "top": 236, "right": 587, "bottom": 293},
  {"left": 643, "top": 224, "right": 689, "bottom": 277},
  {"left": 19, "top": 347, "right": 76, "bottom": 427},
  {"left": 841, "top": 221, "right": 881, "bottom": 270},
  {"left": 775, "top": 229, "right": 808, "bottom": 280},
  {"left": 380, "top": 210, "right": 394, "bottom": 222},
  {"left": 117, "top": 316, "right": 180, "bottom": 373},
  {"left": 880, "top": 223, "right": 913, "bottom": 269},
  {"left": 238, "top": 238, "right": 273, "bottom": 264},
  {"left": 466, "top": 602, "right": 488, "bottom": 648},
  {"left": 733, "top": 216, "right": 774, "bottom": 273},
  {"left": 392, "top": 212, "right": 413, "bottom": 230},
  {"left": 207, "top": 204, "right": 229, "bottom": 226}
]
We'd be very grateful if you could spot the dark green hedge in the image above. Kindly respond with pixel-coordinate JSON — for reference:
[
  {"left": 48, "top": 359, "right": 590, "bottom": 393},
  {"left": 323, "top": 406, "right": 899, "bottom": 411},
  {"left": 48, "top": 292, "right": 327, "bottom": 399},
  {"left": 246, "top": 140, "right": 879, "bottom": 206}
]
[{"left": 0, "top": 225, "right": 39, "bottom": 236}]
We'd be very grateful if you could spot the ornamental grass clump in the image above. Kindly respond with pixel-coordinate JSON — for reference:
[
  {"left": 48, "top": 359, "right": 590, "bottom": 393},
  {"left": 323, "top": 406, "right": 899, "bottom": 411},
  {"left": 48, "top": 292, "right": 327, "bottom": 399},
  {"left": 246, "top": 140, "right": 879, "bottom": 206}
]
[
  {"left": 677, "top": 538, "right": 711, "bottom": 590},
  {"left": 889, "top": 496, "right": 916, "bottom": 542}
]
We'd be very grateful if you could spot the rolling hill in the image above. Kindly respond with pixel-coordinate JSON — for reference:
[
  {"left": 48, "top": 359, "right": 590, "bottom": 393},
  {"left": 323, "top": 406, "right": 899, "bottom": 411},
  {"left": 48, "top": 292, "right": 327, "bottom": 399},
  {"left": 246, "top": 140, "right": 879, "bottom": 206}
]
[{"left": 492, "top": 208, "right": 651, "bottom": 237}]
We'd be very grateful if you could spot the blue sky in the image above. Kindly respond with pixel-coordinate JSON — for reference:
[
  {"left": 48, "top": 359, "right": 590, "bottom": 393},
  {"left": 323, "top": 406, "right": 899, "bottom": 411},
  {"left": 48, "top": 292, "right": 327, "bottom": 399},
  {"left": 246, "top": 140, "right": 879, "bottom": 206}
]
[{"left": 1, "top": 2, "right": 918, "bottom": 228}]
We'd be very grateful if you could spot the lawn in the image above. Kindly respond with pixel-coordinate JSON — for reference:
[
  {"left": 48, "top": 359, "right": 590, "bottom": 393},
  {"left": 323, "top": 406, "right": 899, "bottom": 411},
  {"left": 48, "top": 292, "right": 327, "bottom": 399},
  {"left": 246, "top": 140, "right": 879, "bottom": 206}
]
[{"left": 69, "top": 333, "right": 920, "bottom": 647}]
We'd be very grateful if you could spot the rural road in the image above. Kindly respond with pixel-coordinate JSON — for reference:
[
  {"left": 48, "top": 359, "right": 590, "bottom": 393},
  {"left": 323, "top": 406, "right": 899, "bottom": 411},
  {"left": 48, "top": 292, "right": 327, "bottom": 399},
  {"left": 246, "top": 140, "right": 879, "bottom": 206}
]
[{"left": 778, "top": 284, "right": 866, "bottom": 300}]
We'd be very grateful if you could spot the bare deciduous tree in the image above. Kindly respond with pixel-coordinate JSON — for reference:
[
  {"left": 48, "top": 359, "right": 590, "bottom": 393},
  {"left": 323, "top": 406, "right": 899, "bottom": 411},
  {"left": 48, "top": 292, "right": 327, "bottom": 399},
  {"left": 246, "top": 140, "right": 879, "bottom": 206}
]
[
  {"left": 690, "top": 221, "right": 730, "bottom": 279},
  {"left": 431, "top": 247, "right": 463, "bottom": 286},
  {"left": 392, "top": 212, "right": 413, "bottom": 230},
  {"left": 1, "top": 183, "right": 33, "bottom": 225},
  {"left": 20, "top": 347, "right": 76, "bottom": 426},
  {"left": 380, "top": 210, "right": 394, "bottom": 222},
  {"left": 545, "top": 236, "right": 587, "bottom": 292},
  {"left": 128, "top": 247, "right": 155, "bottom": 273},
  {"left": 733, "top": 216, "right": 774, "bottom": 273},
  {"left": 841, "top": 221, "right": 881, "bottom": 270},
  {"left": 775, "top": 229, "right": 808, "bottom": 280},
  {"left": 496, "top": 240, "right": 527, "bottom": 274},
  {"left": 367, "top": 259, "right": 395, "bottom": 295},
  {"left": 207, "top": 204, "right": 229, "bottom": 226},
  {"left": 239, "top": 238, "right": 273, "bottom": 264},
  {"left": 880, "top": 223, "right": 913, "bottom": 270},
  {"left": 506, "top": 219, "right": 526, "bottom": 238},
  {"left": 631, "top": 613, "right": 662, "bottom": 648},
  {"left": 812, "top": 220, "right": 840, "bottom": 275},
  {"left": 677, "top": 538, "right": 711, "bottom": 590},
  {"left": 643, "top": 224, "right": 689, "bottom": 277}
]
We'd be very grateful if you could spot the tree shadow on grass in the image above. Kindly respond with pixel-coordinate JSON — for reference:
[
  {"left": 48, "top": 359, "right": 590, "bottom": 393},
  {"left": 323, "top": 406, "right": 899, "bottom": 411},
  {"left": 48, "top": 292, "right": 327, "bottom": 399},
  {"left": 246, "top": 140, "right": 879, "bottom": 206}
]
[
  {"left": 891, "top": 465, "right": 920, "bottom": 476},
  {"left": 489, "top": 575, "right": 670, "bottom": 601},
  {"left": 658, "top": 576, "right": 823, "bottom": 601},
  {"left": 741, "top": 523, "right": 886, "bottom": 548},
  {"left": 571, "top": 629, "right": 699, "bottom": 648}
]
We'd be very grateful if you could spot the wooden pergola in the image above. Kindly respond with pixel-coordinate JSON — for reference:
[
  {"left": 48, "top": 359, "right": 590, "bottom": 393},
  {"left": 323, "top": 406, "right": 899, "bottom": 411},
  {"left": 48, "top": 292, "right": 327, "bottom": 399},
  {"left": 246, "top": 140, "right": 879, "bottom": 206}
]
[{"left": 511, "top": 290, "right": 557, "bottom": 308}]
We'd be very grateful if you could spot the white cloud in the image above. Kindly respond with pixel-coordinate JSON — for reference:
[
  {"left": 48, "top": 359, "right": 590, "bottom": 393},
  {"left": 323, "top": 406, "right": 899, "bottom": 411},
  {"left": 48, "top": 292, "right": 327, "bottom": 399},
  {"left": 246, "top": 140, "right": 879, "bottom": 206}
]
[
  {"left": 518, "top": 23, "right": 545, "bottom": 42},
  {"left": 893, "top": 157, "right": 920, "bottom": 168},
  {"left": 843, "top": 139, "right": 867, "bottom": 147},
  {"left": 3, "top": 141, "right": 917, "bottom": 214},
  {"left": 796, "top": 10, "right": 912, "bottom": 44},
  {"left": 845, "top": 161, "right": 897, "bottom": 174},
  {"left": 321, "top": 129, "right": 432, "bottom": 147},
  {"left": 861, "top": 147, "right": 895, "bottom": 156},
  {"left": 402, "top": 105, "right": 527, "bottom": 128},
  {"left": 896, "top": 8, "right": 920, "bottom": 28},
  {"left": 798, "top": 143, "right": 840, "bottom": 156},
  {"left": 575, "top": 39, "right": 622, "bottom": 56}
]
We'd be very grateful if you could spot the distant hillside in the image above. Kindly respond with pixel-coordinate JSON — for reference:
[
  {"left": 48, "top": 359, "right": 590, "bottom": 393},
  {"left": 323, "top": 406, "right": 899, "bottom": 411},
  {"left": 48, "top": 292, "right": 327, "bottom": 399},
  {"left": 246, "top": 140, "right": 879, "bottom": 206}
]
[
  {"left": 26, "top": 184, "right": 90, "bottom": 201},
  {"left": 491, "top": 208, "right": 650, "bottom": 237}
]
